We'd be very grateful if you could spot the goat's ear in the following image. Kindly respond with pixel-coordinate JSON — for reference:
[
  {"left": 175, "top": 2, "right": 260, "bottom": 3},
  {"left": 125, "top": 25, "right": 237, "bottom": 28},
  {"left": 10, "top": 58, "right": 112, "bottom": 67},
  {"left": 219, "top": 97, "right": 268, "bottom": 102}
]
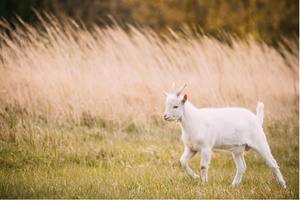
[
  {"left": 163, "top": 91, "right": 168, "bottom": 96},
  {"left": 181, "top": 94, "right": 187, "bottom": 104}
]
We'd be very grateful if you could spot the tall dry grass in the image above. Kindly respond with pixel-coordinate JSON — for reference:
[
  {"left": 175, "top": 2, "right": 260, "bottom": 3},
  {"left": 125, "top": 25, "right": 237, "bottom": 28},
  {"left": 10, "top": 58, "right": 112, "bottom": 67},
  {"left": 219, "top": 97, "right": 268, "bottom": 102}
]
[{"left": 0, "top": 15, "right": 298, "bottom": 126}]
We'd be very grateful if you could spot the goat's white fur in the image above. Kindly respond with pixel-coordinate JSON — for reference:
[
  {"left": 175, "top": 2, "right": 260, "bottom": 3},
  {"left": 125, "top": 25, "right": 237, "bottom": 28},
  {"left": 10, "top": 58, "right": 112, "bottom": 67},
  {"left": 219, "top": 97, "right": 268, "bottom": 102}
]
[{"left": 163, "top": 83, "right": 286, "bottom": 188}]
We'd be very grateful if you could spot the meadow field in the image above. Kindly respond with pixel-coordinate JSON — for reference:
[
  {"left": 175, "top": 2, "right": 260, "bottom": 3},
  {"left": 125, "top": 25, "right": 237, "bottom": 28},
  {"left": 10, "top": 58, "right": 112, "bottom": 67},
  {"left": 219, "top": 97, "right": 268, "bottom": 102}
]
[{"left": 0, "top": 16, "right": 298, "bottom": 198}]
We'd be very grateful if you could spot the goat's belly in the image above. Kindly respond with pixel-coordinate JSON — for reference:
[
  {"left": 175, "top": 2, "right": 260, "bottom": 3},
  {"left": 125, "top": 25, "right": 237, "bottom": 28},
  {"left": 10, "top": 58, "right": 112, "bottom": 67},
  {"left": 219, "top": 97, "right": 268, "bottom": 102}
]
[{"left": 214, "top": 143, "right": 250, "bottom": 153}]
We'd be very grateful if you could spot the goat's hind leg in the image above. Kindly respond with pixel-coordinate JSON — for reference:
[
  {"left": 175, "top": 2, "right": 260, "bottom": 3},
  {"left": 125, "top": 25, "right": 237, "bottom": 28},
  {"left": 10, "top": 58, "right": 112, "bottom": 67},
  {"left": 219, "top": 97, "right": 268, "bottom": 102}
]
[
  {"left": 180, "top": 147, "right": 199, "bottom": 180},
  {"left": 232, "top": 152, "right": 246, "bottom": 186},
  {"left": 253, "top": 142, "right": 286, "bottom": 188}
]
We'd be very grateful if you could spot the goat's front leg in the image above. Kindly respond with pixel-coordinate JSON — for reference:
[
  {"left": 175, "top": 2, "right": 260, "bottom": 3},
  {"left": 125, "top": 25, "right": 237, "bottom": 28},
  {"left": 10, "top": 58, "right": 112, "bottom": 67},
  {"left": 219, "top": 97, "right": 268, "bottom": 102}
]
[
  {"left": 180, "top": 147, "right": 199, "bottom": 180},
  {"left": 200, "top": 148, "right": 212, "bottom": 183}
]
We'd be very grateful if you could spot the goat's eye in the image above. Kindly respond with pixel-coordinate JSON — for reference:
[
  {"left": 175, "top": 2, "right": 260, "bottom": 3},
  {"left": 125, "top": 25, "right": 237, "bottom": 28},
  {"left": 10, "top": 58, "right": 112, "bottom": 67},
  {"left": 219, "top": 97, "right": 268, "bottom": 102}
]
[{"left": 173, "top": 106, "right": 178, "bottom": 109}]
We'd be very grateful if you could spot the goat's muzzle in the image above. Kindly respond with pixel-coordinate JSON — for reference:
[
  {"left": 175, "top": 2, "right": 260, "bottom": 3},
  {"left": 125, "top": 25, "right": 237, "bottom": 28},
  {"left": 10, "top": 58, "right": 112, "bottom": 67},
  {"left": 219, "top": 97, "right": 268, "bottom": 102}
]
[
  {"left": 163, "top": 114, "right": 171, "bottom": 121},
  {"left": 164, "top": 114, "right": 170, "bottom": 120}
]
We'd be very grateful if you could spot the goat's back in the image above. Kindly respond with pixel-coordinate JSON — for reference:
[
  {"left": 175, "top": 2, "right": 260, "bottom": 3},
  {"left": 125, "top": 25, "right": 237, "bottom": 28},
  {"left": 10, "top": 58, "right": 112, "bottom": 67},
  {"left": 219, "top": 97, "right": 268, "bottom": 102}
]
[{"left": 198, "top": 107, "right": 264, "bottom": 148}]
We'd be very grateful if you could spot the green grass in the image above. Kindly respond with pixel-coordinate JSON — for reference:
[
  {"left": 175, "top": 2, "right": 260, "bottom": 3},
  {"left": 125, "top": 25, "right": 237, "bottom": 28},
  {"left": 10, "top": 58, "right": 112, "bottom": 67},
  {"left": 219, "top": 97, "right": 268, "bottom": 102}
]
[{"left": 0, "top": 111, "right": 298, "bottom": 198}]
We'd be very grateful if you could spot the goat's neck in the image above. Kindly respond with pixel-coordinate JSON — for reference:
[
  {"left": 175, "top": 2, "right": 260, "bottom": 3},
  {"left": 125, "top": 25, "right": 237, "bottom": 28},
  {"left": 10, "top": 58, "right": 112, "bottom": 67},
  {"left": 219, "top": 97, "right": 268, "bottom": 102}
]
[{"left": 178, "top": 100, "right": 198, "bottom": 131}]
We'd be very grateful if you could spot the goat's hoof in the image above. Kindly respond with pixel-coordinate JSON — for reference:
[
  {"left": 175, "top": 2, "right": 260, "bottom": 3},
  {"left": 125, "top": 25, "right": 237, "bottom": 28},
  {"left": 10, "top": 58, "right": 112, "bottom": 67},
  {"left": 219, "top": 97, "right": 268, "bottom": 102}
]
[
  {"left": 193, "top": 174, "right": 200, "bottom": 180},
  {"left": 231, "top": 182, "right": 240, "bottom": 187},
  {"left": 280, "top": 182, "right": 287, "bottom": 189}
]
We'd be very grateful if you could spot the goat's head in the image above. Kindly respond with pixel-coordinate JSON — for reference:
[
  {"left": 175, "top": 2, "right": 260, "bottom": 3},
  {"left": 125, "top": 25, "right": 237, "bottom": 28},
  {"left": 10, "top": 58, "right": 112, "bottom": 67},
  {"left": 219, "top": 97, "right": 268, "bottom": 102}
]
[{"left": 163, "top": 82, "right": 187, "bottom": 122}]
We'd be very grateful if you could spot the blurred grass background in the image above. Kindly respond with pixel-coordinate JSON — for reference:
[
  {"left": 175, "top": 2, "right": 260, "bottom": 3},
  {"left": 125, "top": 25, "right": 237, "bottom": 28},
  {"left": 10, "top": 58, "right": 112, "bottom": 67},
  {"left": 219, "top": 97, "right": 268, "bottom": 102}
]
[{"left": 0, "top": 0, "right": 298, "bottom": 46}]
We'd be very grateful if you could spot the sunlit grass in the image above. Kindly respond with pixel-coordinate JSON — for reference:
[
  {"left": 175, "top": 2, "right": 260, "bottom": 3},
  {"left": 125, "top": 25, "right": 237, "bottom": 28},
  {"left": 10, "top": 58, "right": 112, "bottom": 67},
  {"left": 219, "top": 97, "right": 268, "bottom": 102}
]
[
  {"left": 0, "top": 15, "right": 298, "bottom": 123},
  {"left": 0, "top": 111, "right": 298, "bottom": 198}
]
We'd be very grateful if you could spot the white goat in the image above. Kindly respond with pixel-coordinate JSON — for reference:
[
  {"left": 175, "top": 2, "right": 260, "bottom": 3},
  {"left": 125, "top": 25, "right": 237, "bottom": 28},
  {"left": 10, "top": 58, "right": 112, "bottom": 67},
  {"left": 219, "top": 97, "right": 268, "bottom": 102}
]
[{"left": 163, "top": 83, "right": 286, "bottom": 188}]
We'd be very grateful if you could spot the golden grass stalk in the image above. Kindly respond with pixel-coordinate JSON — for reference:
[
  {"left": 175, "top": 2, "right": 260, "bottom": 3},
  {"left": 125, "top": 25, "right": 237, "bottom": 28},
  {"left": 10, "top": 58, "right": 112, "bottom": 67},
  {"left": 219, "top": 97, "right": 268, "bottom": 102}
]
[{"left": 0, "top": 16, "right": 298, "bottom": 125}]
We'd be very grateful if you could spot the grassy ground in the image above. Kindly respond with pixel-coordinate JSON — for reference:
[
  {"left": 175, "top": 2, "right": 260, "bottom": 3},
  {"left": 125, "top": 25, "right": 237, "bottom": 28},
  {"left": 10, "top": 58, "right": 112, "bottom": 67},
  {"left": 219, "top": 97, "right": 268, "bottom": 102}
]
[
  {"left": 0, "top": 111, "right": 298, "bottom": 198},
  {"left": 0, "top": 16, "right": 298, "bottom": 198}
]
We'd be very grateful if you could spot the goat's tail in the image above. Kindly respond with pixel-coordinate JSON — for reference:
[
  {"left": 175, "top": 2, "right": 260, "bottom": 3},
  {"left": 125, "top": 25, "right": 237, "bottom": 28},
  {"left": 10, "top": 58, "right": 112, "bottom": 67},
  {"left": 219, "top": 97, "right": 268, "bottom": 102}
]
[{"left": 256, "top": 101, "right": 264, "bottom": 126}]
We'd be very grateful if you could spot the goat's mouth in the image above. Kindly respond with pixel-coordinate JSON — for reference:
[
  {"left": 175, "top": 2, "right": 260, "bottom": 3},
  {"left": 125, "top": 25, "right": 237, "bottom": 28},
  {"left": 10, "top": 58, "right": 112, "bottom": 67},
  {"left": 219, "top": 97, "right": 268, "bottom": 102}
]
[{"left": 164, "top": 116, "right": 174, "bottom": 121}]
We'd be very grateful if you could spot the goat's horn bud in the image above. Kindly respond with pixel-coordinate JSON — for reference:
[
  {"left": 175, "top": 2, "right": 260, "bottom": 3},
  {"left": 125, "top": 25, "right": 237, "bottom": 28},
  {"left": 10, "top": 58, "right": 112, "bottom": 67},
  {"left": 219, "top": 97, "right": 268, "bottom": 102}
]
[
  {"left": 170, "top": 82, "right": 175, "bottom": 93},
  {"left": 176, "top": 84, "right": 187, "bottom": 96}
]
